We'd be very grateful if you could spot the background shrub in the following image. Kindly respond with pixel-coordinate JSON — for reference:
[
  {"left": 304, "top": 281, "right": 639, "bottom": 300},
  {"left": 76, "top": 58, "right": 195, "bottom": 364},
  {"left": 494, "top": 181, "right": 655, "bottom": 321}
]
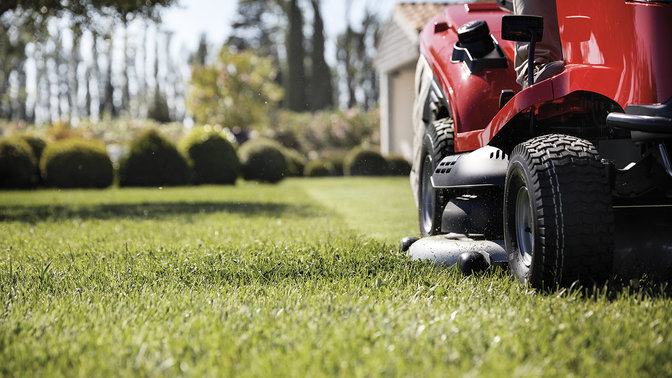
[
  {"left": 271, "top": 109, "right": 380, "bottom": 158},
  {"left": 0, "top": 137, "right": 38, "bottom": 189},
  {"left": 329, "top": 156, "right": 345, "bottom": 176},
  {"left": 386, "top": 155, "right": 412, "bottom": 176},
  {"left": 18, "top": 135, "right": 47, "bottom": 163},
  {"left": 18, "top": 134, "right": 47, "bottom": 184},
  {"left": 283, "top": 148, "right": 307, "bottom": 177},
  {"left": 344, "top": 147, "right": 389, "bottom": 176},
  {"left": 181, "top": 128, "right": 239, "bottom": 185},
  {"left": 239, "top": 138, "right": 287, "bottom": 183},
  {"left": 40, "top": 138, "right": 113, "bottom": 188},
  {"left": 304, "top": 160, "right": 335, "bottom": 177},
  {"left": 120, "top": 129, "right": 192, "bottom": 187}
]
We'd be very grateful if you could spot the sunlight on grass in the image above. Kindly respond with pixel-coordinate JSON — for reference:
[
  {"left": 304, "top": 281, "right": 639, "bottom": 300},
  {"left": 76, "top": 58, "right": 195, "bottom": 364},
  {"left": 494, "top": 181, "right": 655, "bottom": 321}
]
[
  {"left": 299, "top": 177, "right": 418, "bottom": 242},
  {"left": 0, "top": 179, "right": 671, "bottom": 377}
]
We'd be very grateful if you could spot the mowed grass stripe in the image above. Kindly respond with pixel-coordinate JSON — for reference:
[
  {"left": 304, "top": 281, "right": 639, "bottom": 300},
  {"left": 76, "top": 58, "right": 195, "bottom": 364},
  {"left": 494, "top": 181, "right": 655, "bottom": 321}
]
[{"left": 0, "top": 179, "right": 671, "bottom": 377}]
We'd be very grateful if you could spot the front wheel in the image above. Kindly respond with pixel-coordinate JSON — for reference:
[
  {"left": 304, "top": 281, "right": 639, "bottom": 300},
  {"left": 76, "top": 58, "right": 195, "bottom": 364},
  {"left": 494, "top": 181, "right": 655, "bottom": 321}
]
[
  {"left": 504, "top": 134, "right": 614, "bottom": 288},
  {"left": 418, "top": 118, "right": 454, "bottom": 236}
]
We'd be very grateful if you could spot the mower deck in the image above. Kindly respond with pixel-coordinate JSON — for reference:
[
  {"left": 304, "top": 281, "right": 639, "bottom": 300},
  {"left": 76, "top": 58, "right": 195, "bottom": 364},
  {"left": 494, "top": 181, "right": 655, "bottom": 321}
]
[{"left": 406, "top": 205, "right": 672, "bottom": 281}]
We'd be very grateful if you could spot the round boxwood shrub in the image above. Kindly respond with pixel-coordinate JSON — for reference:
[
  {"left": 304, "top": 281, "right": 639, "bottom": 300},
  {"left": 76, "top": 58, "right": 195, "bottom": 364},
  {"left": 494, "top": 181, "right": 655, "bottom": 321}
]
[
  {"left": 387, "top": 154, "right": 412, "bottom": 176},
  {"left": 283, "top": 148, "right": 307, "bottom": 177},
  {"left": 40, "top": 138, "right": 113, "bottom": 188},
  {"left": 0, "top": 137, "right": 38, "bottom": 189},
  {"left": 120, "top": 129, "right": 192, "bottom": 187},
  {"left": 304, "top": 160, "right": 335, "bottom": 177},
  {"left": 181, "top": 128, "right": 239, "bottom": 185},
  {"left": 344, "top": 147, "right": 389, "bottom": 176},
  {"left": 18, "top": 135, "right": 47, "bottom": 163},
  {"left": 239, "top": 138, "right": 287, "bottom": 183},
  {"left": 18, "top": 134, "right": 47, "bottom": 184},
  {"left": 329, "top": 156, "right": 345, "bottom": 176}
]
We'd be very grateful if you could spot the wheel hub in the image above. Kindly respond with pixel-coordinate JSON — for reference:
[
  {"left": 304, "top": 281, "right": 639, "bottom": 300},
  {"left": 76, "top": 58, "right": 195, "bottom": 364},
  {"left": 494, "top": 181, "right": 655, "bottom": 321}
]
[
  {"left": 421, "top": 155, "right": 435, "bottom": 234},
  {"left": 515, "top": 186, "right": 534, "bottom": 266}
]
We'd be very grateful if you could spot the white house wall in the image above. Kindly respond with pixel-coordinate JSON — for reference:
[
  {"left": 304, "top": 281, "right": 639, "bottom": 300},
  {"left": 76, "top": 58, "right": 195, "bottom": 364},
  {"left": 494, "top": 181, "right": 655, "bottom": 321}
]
[{"left": 389, "top": 66, "right": 416, "bottom": 160}]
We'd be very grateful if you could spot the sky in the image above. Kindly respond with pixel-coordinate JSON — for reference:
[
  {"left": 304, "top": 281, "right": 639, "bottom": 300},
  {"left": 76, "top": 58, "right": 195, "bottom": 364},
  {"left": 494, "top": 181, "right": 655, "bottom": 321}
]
[
  {"left": 24, "top": 0, "right": 452, "bottom": 123},
  {"left": 162, "top": 0, "right": 400, "bottom": 61}
]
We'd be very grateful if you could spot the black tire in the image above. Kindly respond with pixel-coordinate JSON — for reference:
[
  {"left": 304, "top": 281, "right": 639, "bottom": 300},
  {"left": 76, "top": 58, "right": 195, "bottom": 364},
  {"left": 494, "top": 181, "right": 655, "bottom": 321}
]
[
  {"left": 418, "top": 117, "right": 454, "bottom": 236},
  {"left": 504, "top": 134, "right": 614, "bottom": 288}
]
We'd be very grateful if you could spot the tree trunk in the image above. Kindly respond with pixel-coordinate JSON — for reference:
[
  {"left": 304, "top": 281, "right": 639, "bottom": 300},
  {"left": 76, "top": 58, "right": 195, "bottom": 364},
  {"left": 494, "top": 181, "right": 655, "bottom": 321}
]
[
  {"left": 309, "top": 0, "right": 333, "bottom": 111},
  {"left": 286, "top": 0, "right": 306, "bottom": 111}
]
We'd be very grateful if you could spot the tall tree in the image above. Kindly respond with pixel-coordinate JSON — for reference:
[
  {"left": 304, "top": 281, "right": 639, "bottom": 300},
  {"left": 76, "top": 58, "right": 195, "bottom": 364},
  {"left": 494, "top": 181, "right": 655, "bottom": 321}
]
[
  {"left": 147, "top": 30, "right": 170, "bottom": 123},
  {"left": 68, "top": 23, "right": 82, "bottom": 120},
  {"left": 227, "top": 0, "right": 283, "bottom": 58},
  {"left": 1, "top": 1, "right": 176, "bottom": 20},
  {"left": 337, "top": 26, "right": 357, "bottom": 109},
  {"left": 187, "top": 47, "right": 283, "bottom": 129},
  {"left": 309, "top": 0, "right": 333, "bottom": 111},
  {"left": 89, "top": 29, "right": 101, "bottom": 119},
  {"left": 121, "top": 18, "right": 130, "bottom": 115},
  {"left": 100, "top": 31, "right": 117, "bottom": 117},
  {"left": 286, "top": 0, "right": 307, "bottom": 111},
  {"left": 189, "top": 33, "right": 208, "bottom": 66},
  {"left": 0, "top": 0, "right": 177, "bottom": 122},
  {"left": 357, "top": 11, "right": 379, "bottom": 111},
  {"left": 337, "top": 7, "right": 380, "bottom": 110}
]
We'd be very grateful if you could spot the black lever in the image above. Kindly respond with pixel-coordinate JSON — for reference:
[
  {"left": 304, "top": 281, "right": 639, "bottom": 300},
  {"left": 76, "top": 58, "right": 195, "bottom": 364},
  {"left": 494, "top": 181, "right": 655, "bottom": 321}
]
[{"left": 501, "top": 15, "right": 544, "bottom": 87}]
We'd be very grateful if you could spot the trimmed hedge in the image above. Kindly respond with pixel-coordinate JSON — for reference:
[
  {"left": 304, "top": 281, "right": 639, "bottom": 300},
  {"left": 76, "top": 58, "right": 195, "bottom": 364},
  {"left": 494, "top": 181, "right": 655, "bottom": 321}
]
[
  {"left": 40, "top": 138, "right": 113, "bottom": 188},
  {"left": 329, "top": 156, "right": 345, "bottom": 176},
  {"left": 18, "top": 135, "right": 47, "bottom": 163},
  {"left": 344, "top": 147, "right": 389, "bottom": 176},
  {"left": 387, "top": 155, "right": 412, "bottom": 176},
  {"left": 239, "top": 138, "right": 287, "bottom": 183},
  {"left": 18, "top": 134, "right": 47, "bottom": 184},
  {"left": 283, "top": 148, "right": 307, "bottom": 177},
  {"left": 120, "top": 129, "right": 192, "bottom": 187},
  {"left": 181, "top": 128, "right": 239, "bottom": 185},
  {"left": 0, "top": 137, "right": 38, "bottom": 189},
  {"left": 304, "top": 160, "right": 335, "bottom": 177}
]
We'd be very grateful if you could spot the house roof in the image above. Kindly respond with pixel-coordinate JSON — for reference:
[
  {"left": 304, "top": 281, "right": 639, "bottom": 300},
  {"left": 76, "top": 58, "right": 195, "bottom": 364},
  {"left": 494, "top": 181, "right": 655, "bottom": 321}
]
[
  {"left": 395, "top": 2, "right": 451, "bottom": 34},
  {"left": 375, "top": 2, "right": 450, "bottom": 73}
]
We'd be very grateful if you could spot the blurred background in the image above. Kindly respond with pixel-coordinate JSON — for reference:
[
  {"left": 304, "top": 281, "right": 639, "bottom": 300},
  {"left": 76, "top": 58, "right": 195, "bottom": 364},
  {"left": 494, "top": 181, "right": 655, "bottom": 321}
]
[{"left": 0, "top": 0, "right": 460, "bottom": 187}]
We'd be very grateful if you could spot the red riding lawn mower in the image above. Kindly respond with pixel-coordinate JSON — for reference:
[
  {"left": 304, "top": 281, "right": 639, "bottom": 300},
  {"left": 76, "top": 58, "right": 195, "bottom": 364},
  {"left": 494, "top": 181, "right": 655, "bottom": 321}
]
[{"left": 403, "top": 0, "right": 672, "bottom": 288}]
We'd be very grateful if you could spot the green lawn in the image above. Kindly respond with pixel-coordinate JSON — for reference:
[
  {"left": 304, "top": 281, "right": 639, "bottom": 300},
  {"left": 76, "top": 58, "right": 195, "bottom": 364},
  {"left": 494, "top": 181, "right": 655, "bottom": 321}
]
[{"left": 1, "top": 178, "right": 670, "bottom": 377}]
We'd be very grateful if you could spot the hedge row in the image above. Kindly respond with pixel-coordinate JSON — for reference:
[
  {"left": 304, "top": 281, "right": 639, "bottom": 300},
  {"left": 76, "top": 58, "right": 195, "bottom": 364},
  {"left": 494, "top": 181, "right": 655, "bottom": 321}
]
[{"left": 0, "top": 131, "right": 412, "bottom": 189}]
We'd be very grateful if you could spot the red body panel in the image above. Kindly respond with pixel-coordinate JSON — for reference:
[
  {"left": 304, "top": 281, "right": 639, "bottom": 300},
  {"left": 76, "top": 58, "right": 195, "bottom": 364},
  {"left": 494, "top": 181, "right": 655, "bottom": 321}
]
[
  {"left": 420, "top": 1, "right": 672, "bottom": 152},
  {"left": 420, "top": 3, "right": 518, "bottom": 152}
]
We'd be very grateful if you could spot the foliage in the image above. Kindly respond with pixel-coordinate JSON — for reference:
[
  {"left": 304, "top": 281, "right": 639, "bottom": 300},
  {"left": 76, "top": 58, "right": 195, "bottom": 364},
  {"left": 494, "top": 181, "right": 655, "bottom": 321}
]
[
  {"left": 344, "top": 146, "right": 389, "bottom": 176},
  {"left": 40, "top": 138, "right": 113, "bottom": 188},
  {"left": 45, "top": 121, "right": 84, "bottom": 141},
  {"left": 285, "top": 0, "right": 306, "bottom": 111},
  {"left": 180, "top": 127, "right": 239, "bottom": 185},
  {"left": 309, "top": 0, "right": 333, "bottom": 111},
  {"left": 337, "top": 9, "right": 380, "bottom": 110},
  {"left": 73, "top": 117, "right": 185, "bottom": 150},
  {"left": 282, "top": 147, "right": 306, "bottom": 178},
  {"left": 147, "top": 90, "right": 172, "bottom": 124},
  {"left": 329, "top": 156, "right": 345, "bottom": 176},
  {"left": 226, "top": 0, "right": 284, "bottom": 58},
  {"left": 304, "top": 159, "right": 334, "bottom": 177},
  {"left": 0, "top": 137, "right": 37, "bottom": 188},
  {"left": 119, "top": 129, "right": 192, "bottom": 187},
  {"left": 16, "top": 134, "right": 46, "bottom": 162},
  {"left": 1, "top": 0, "right": 176, "bottom": 20},
  {"left": 386, "top": 154, "right": 412, "bottom": 176},
  {"left": 238, "top": 138, "right": 287, "bottom": 183},
  {"left": 271, "top": 108, "right": 380, "bottom": 158},
  {"left": 189, "top": 33, "right": 209, "bottom": 66},
  {"left": 187, "top": 47, "right": 283, "bottom": 130}
]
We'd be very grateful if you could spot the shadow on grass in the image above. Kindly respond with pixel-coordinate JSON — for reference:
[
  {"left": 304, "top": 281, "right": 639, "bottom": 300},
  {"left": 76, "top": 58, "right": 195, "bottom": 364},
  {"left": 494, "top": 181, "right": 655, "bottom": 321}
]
[{"left": 0, "top": 201, "right": 323, "bottom": 223}]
